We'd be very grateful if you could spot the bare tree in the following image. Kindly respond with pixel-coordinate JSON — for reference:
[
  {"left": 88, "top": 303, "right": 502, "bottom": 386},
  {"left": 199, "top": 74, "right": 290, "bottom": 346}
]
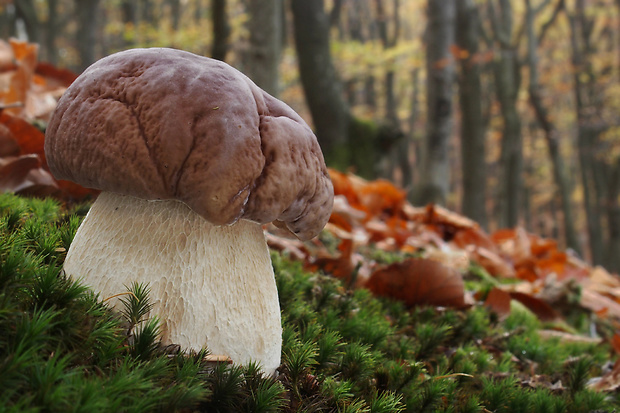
[
  {"left": 525, "top": 0, "right": 580, "bottom": 253},
  {"left": 290, "top": 0, "right": 351, "bottom": 169},
  {"left": 14, "top": 0, "right": 39, "bottom": 42},
  {"left": 211, "top": 0, "right": 230, "bottom": 61},
  {"left": 456, "top": 0, "right": 488, "bottom": 227},
  {"left": 487, "top": 0, "right": 523, "bottom": 229},
  {"left": 418, "top": 0, "right": 456, "bottom": 205},
  {"left": 290, "top": 0, "right": 401, "bottom": 178},
  {"left": 245, "top": 0, "right": 282, "bottom": 96},
  {"left": 569, "top": 0, "right": 606, "bottom": 264},
  {"left": 75, "top": 0, "right": 101, "bottom": 71}
]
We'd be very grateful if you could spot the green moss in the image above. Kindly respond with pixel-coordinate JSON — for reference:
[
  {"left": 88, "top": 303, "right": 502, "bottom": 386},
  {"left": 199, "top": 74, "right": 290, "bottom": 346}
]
[{"left": 1, "top": 192, "right": 619, "bottom": 412}]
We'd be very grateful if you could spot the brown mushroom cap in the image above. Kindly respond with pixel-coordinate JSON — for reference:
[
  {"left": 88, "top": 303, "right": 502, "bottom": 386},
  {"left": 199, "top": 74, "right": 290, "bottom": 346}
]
[{"left": 45, "top": 48, "right": 333, "bottom": 240}]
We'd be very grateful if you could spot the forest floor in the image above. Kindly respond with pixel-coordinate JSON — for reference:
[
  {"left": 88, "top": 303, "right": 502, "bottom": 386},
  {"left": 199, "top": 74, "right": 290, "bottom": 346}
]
[
  {"left": 3, "top": 37, "right": 620, "bottom": 413},
  {"left": 2, "top": 191, "right": 620, "bottom": 413}
]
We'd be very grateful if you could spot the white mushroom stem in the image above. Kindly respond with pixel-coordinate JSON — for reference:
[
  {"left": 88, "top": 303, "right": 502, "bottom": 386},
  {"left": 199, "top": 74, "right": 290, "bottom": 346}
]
[{"left": 63, "top": 191, "right": 282, "bottom": 374}]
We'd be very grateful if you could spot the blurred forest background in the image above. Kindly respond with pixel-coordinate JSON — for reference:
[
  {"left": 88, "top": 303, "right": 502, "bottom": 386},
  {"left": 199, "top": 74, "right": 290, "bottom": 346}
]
[{"left": 0, "top": 0, "right": 619, "bottom": 272}]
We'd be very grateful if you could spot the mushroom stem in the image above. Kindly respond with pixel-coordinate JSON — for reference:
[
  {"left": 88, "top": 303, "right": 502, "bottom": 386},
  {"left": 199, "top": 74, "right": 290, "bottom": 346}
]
[{"left": 63, "top": 192, "right": 282, "bottom": 374}]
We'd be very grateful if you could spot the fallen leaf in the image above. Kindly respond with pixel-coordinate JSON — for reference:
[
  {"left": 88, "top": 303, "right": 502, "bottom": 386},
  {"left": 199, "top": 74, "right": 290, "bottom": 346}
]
[
  {"left": 0, "top": 154, "right": 58, "bottom": 195},
  {"left": 509, "top": 292, "right": 559, "bottom": 322},
  {"left": 538, "top": 329, "right": 601, "bottom": 344},
  {"left": 365, "top": 258, "right": 466, "bottom": 308},
  {"left": 590, "top": 359, "right": 620, "bottom": 392},
  {"left": 484, "top": 287, "right": 512, "bottom": 319}
]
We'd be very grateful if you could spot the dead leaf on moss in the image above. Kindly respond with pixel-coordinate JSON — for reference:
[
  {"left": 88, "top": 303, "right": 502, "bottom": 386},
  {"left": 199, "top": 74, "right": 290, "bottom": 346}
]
[
  {"left": 0, "top": 154, "right": 58, "bottom": 195},
  {"left": 509, "top": 291, "right": 559, "bottom": 322},
  {"left": 366, "top": 258, "right": 466, "bottom": 308},
  {"left": 590, "top": 359, "right": 620, "bottom": 392},
  {"left": 484, "top": 287, "right": 512, "bottom": 319}
]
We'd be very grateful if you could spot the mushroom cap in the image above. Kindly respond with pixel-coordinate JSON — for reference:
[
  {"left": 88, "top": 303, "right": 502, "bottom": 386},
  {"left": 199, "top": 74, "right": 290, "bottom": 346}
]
[{"left": 45, "top": 48, "right": 333, "bottom": 240}]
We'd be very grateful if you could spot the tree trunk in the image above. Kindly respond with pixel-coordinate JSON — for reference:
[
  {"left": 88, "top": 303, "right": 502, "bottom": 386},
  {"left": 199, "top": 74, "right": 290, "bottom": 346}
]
[
  {"left": 456, "top": 0, "right": 488, "bottom": 228},
  {"left": 14, "top": 0, "right": 39, "bottom": 43},
  {"left": 489, "top": 0, "right": 523, "bottom": 229},
  {"left": 211, "top": 0, "right": 229, "bottom": 61},
  {"left": 569, "top": 2, "right": 606, "bottom": 264},
  {"left": 418, "top": 0, "right": 456, "bottom": 205},
  {"left": 245, "top": 0, "right": 282, "bottom": 97},
  {"left": 290, "top": 0, "right": 350, "bottom": 169},
  {"left": 139, "top": 0, "right": 157, "bottom": 26},
  {"left": 44, "top": 0, "right": 58, "bottom": 64},
  {"left": 291, "top": 0, "right": 402, "bottom": 178},
  {"left": 169, "top": 0, "right": 181, "bottom": 31},
  {"left": 375, "top": 0, "right": 400, "bottom": 125},
  {"left": 525, "top": 0, "right": 580, "bottom": 253},
  {"left": 75, "top": 0, "right": 100, "bottom": 71}
]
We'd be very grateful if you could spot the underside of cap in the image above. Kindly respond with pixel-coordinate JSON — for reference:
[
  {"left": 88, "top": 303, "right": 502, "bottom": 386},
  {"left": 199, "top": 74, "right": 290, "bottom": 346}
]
[{"left": 44, "top": 48, "right": 333, "bottom": 240}]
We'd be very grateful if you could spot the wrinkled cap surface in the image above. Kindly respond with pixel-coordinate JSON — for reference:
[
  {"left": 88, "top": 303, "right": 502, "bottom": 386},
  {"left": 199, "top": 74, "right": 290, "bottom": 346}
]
[{"left": 45, "top": 48, "right": 333, "bottom": 240}]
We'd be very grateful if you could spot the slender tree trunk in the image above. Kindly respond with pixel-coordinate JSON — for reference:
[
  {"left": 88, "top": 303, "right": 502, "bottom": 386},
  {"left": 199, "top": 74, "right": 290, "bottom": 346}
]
[
  {"left": 525, "top": 0, "right": 580, "bottom": 253},
  {"left": 290, "top": 0, "right": 350, "bottom": 168},
  {"left": 169, "top": 0, "right": 181, "bottom": 31},
  {"left": 401, "top": 68, "right": 420, "bottom": 192},
  {"left": 211, "top": 0, "right": 229, "bottom": 61},
  {"left": 120, "top": 0, "right": 137, "bottom": 47},
  {"left": 139, "top": 0, "right": 157, "bottom": 26},
  {"left": 291, "top": 0, "right": 402, "bottom": 178},
  {"left": 375, "top": 0, "right": 400, "bottom": 125},
  {"left": 490, "top": 0, "right": 523, "bottom": 229},
  {"left": 418, "top": 0, "right": 456, "bottom": 205},
  {"left": 75, "top": 0, "right": 100, "bottom": 71},
  {"left": 14, "top": 0, "right": 39, "bottom": 42},
  {"left": 456, "top": 0, "right": 487, "bottom": 228},
  {"left": 45, "top": 0, "right": 58, "bottom": 64},
  {"left": 245, "top": 0, "right": 282, "bottom": 97},
  {"left": 569, "top": 3, "right": 605, "bottom": 264}
]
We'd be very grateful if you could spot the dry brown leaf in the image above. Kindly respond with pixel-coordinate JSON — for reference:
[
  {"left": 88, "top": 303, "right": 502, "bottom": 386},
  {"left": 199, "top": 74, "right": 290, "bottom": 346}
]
[
  {"left": 357, "top": 179, "right": 406, "bottom": 218},
  {"left": 451, "top": 227, "right": 498, "bottom": 252},
  {"left": 265, "top": 232, "right": 308, "bottom": 261},
  {"left": 0, "top": 111, "right": 45, "bottom": 159},
  {"left": 365, "top": 258, "right": 466, "bottom": 308},
  {"left": 509, "top": 291, "right": 559, "bottom": 322},
  {"left": 484, "top": 287, "right": 512, "bottom": 319},
  {"left": 538, "top": 329, "right": 601, "bottom": 344},
  {"left": 471, "top": 246, "right": 516, "bottom": 278},
  {"left": 0, "top": 154, "right": 58, "bottom": 195},
  {"left": 0, "top": 123, "right": 19, "bottom": 156},
  {"left": 590, "top": 359, "right": 620, "bottom": 392},
  {"left": 580, "top": 288, "right": 620, "bottom": 319}
]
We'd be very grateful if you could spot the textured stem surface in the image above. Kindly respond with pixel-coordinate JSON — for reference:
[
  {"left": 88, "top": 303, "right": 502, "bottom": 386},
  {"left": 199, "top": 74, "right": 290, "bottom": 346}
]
[{"left": 64, "top": 192, "right": 282, "bottom": 373}]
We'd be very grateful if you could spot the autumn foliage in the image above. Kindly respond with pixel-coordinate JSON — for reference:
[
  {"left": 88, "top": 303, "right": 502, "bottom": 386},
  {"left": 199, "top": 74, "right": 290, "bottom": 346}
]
[
  {"left": 0, "top": 39, "right": 97, "bottom": 200},
  {"left": 3, "top": 39, "right": 620, "bottom": 357}
]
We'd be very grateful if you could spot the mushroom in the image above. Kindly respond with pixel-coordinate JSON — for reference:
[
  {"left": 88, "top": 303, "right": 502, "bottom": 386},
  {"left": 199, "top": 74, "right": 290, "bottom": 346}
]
[{"left": 44, "top": 48, "right": 333, "bottom": 374}]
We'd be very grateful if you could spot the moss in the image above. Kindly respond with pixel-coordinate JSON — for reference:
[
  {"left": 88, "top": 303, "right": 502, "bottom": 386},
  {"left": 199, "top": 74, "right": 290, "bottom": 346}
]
[{"left": 1, "top": 192, "right": 619, "bottom": 412}]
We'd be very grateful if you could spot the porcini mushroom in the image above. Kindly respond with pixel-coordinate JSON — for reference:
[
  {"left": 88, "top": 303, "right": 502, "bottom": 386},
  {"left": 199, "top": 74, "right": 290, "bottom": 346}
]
[{"left": 44, "top": 48, "right": 333, "bottom": 374}]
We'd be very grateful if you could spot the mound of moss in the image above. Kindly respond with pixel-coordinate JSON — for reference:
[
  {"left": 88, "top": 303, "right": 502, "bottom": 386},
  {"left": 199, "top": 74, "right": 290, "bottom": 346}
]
[{"left": 0, "top": 193, "right": 617, "bottom": 412}]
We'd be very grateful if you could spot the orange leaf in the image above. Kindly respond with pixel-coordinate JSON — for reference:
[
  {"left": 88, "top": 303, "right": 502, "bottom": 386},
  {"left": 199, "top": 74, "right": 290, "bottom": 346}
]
[
  {"left": 0, "top": 111, "right": 45, "bottom": 160},
  {"left": 35, "top": 61, "right": 78, "bottom": 88},
  {"left": 365, "top": 258, "right": 466, "bottom": 308},
  {"left": 611, "top": 332, "right": 620, "bottom": 355},
  {"left": 0, "top": 123, "right": 19, "bottom": 156},
  {"left": 0, "top": 154, "right": 58, "bottom": 195},
  {"left": 452, "top": 227, "right": 497, "bottom": 252},
  {"left": 358, "top": 179, "right": 406, "bottom": 218},
  {"left": 471, "top": 247, "right": 515, "bottom": 278},
  {"left": 328, "top": 168, "right": 363, "bottom": 210},
  {"left": 590, "top": 359, "right": 620, "bottom": 391},
  {"left": 484, "top": 287, "right": 512, "bottom": 318},
  {"left": 510, "top": 292, "right": 559, "bottom": 322}
]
